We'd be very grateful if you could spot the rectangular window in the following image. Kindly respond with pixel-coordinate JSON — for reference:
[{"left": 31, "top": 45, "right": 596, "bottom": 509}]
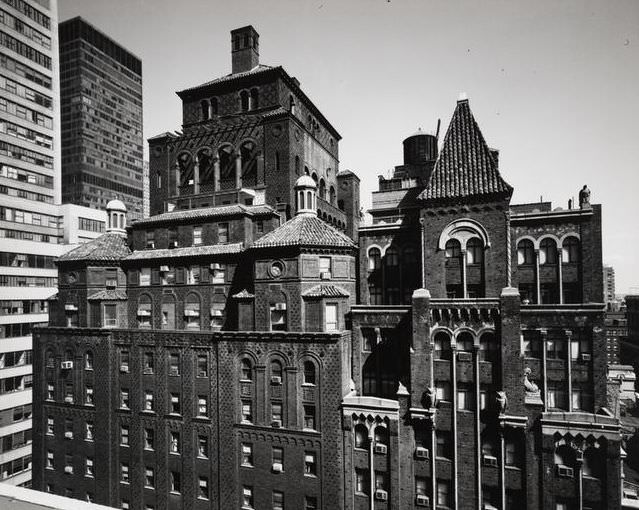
[
  {"left": 319, "top": 256, "right": 331, "bottom": 276},
  {"left": 457, "top": 384, "right": 474, "bottom": 410},
  {"left": 143, "top": 353, "right": 154, "bottom": 373},
  {"left": 120, "top": 350, "right": 129, "bottom": 372},
  {"left": 46, "top": 383, "right": 54, "bottom": 400},
  {"left": 375, "top": 471, "right": 388, "bottom": 491},
  {"left": 435, "top": 381, "right": 452, "bottom": 402},
  {"left": 145, "top": 467, "right": 154, "bottom": 488},
  {"left": 85, "top": 457, "right": 94, "bottom": 477},
  {"left": 145, "top": 230, "right": 154, "bottom": 249},
  {"left": 85, "top": 386, "right": 94, "bottom": 406},
  {"left": 271, "top": 402, "right": 282, "bottom": 424},
  {"left": 140, "top": 267, "right": 151, "bottom": 286},
  {"left": 355, "top": 468, "right": 369, "bottom": 494},
  {"left": 170, "top": 471, "right": 181, "bottom": 493},
  {"left": 120, "top": 389, "right": 129, "bottom": 409},
  {"left": 46, "top": 416, "right": 54, "bottom": 435},
  {"left": 64, "top": 454, "right": 73, "bottom": 474},
  {"left": 241, "top": 443, "right": 253, "bottom": 466},
  {"left": 193, "top": 226, "right": 202, "bottom": 245},
  {"left": 198, "top": 396, "right": 208, "bottom": 417},
  {"left": 436, "top": 431, "right": 451, "bottom": 459},
  {"left": 304, "top": 496, "right": 318, "bottom": 510},
  {"left": 197, "top": 354, "right": 208, "bottom": 377},
  {"left": 304, "top": 405, "right": 316, "bottom": 430},
  {"left": 199, "top": 477, "right": 209, "bottom": 500},
  {"left": 85, "top": 421, "right": 93, "bottom": 441},
  {"left": 120, "top": 463, "right": 129, "bottom": 483},
  {"left": 305, "top": 451, "right": 317, "bottom": 476},
  {"left": 242, "top": 486, "right": 253, "bottom": 508},
  {"left": 144, "top": 390, "right": 154, "bottom": 411},
  {"left": 120, "top": 425, "right": 129, "bottom": 446},
  {"left": 64, "top": 418, "right": 73, "bottom": 439},
  {"left": 169, "top": 353, "right": 180, "bottom": 375},
  {"left": 103, "top": 304, "right": 117, "bottom": 327},
  {"left": 46, "top": 450, "right": 53, "bottom": 469},
  {"left": 170, "top": 431, "right": 180, "bottom": 454},
  {"left": 188, "top": 265, "right": 201, "bottom": 284},
  {"left": 144, "top": 428, "right": 154, "bottom": 450},
  {"left": 218, "top": 223, "right": 229, "bottom": 243},
  {"left": 416, "top": 476, "right": 427, "bottom": 496},
  {"left": 325, "top": 303, "right": 338, "bottom": 331},
  {"left": 170, "top": 393, "right": 181, "bottom": 415},
  {"left": 272, "top": 491, "right": 284, "bottom": 510},
  {"left": 241, "top": 400, "right": 253, "bottom": 423},
  {"left": 437, "top": 481, "right": 450, "bottom": 507},
  {"left": 198, "top": 435, "right": 208, "bottom": 458}
]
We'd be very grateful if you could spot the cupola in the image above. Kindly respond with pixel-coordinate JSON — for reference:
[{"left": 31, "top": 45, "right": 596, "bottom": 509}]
[
  {"left": 106, "top": 198, "right": 127, "bottom": 235},
  {"left": 294, "top": 175, "right": 317, "bottom": 215}
]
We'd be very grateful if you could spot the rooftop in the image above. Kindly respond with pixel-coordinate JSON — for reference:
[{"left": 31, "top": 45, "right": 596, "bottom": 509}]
[
  {"left": 252, "top": 214, "right": 356, "bottom": 249},
  {"left": 131, "top": 204, "right": 276, "bottom": 227},
  {"left": 57, "top": 233, "right": 131, "bottom": 263},
  {"left": 125, "top": 243, "right": 244, "bottom": 261}
]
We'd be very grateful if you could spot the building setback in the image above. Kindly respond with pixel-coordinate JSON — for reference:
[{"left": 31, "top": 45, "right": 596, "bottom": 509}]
[
  {"left": 59, "top": 17, "right": 143, "bottom": 220},
  {"left": 32, "top": 26, "right": 623, "bottom": 510}
]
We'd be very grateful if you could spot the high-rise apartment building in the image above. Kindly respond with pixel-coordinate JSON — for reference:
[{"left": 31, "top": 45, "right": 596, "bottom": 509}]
[
  {"left": 0, "top": 0, "right": 60, "bottom": 486},
  {"left": 59, "top": 17, "right": 143, "bottom": 220}
]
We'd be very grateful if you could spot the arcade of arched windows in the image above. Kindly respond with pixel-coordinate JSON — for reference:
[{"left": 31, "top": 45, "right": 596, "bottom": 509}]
[
  {"left": 515, "top": 234, "right": 582, "bottom": 304},
  {"left": 553, "top": 434, "right": 606, "bottom": 482},
  {"left": 236, "top": 353, "right": 320, "bottom": 431},
  {"left": 366, "top": 244, "right": 420, "bottom": 305}
]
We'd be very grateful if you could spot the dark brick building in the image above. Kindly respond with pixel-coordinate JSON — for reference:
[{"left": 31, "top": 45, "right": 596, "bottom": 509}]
[{"left": 31, "top": 26, "right": 622, "bottom": 510}]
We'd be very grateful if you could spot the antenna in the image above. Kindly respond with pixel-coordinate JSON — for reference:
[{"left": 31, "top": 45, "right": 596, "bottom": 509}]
[{"left": 435, "top": 119, "right": 441, "bottom": 139}]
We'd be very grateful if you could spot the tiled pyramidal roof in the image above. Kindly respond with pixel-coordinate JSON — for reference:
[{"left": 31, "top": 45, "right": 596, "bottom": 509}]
[
  {"left": 252, "top": 214, "right": 356, "bottom": 249},
  {"left": 58, "top": 234, "right": 131, "bottom": 263},
  {"left": 419, "top": 99, "right": 512, "bottom": 201}
]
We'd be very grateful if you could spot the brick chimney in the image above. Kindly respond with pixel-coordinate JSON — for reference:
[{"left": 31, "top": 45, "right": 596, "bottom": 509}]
[{"left": 231, "top": 26, "right": 259, "bottom": 74}]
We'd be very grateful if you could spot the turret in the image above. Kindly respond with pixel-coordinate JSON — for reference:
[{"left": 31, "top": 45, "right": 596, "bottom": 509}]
[{"left": 106, "top": 199, "right": 127, "bottom": 235}]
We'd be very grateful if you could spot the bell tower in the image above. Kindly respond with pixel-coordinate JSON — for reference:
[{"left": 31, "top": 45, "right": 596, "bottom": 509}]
[{"left": 231, "top": 26, "right": 259, "bottom": 74}]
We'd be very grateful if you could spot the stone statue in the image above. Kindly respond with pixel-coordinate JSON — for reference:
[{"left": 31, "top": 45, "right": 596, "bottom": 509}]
[
  {"left": 579, "top": 184, "right": 591, "bottom": 209},
  {"left": 524, "top": 367, "right": 539, "bottom": 393},
  {"left": 496, "top": 391, "right": 508, "bottom": 415},
  {"left": 424, "top": 387, "right": 437, "bottom": 409}
]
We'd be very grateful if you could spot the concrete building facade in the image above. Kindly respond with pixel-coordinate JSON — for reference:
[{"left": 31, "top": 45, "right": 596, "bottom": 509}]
[{"left": 59, "top": 17, "right": 143, "bottom": 220}]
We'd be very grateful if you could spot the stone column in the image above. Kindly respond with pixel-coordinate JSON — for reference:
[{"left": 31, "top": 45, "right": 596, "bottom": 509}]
[
  {"left": 235, "top": 152, "right": 242, "bottom": 189},
  {"left": 174, "top": 162, "right": 180, "bottom": 197},
  {"left": 193, "top": 158, "right": 200, "bottom": 195},
  {"left": 535, "top": 249, "right": 541, "bottom": 304},
  {"left": 566, "top": 329, "right": 573, "bottom": 411}
]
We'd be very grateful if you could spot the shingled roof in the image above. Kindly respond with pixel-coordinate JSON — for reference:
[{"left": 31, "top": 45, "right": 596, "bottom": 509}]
[
  {"left": 125, "top": 243, "right": 244, "bottom": 261},
  {"left": 58, "top": 234, "right": 131, "bottom": 263},
  {"left": 251, "top": 214, "right": 356, "bottom": 249},
  {"left": 302, "top": 284, "right": 350, "bottom": 298},
  {"left": 132, "top": 204, "right": 275, "bottom": 227},
  {"left": 419, "top": 99, "right": 512, "bottom": 201},
  {"left": 177, "top": 65, "right": 274, "bottom": 94}
]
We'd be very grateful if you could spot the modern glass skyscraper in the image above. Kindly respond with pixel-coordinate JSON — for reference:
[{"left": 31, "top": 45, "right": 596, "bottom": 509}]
[{"left": 59, "top": 17, "right": 143, "bottom": 220}]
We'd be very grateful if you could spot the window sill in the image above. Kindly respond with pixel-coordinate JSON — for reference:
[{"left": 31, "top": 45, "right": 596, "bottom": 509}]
[
  {"left": 169, "top": 491, "right": 181, "bottom": 495},
  {"left": 301, "top": 383, "right": 316, "bottom": 387},
  {"left": 435, "top": 456, "right": 452, "bottom": 462},
  {"left": 304, "top": 473, "right": 317, "bottom": 478},
  {"left": 240, "top": 463, "right": 253, "bottom": 468},
  {"left": 120, "top": 481, "right": 129, "bottom": 485},
  {"left": 355, "top": 492, "right": 369, "bottom": 498},
  {"left": 141, "top": 409, "right": 155, "bottom": 415}
]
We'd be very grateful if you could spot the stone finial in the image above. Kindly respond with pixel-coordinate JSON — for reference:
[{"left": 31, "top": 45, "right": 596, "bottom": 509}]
[{"left": 579, "top": 184, "right": 591, "bottom": 209}]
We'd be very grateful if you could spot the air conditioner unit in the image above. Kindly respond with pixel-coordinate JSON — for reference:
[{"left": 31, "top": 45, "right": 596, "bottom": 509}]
[
  {"left": 210, "top": 309, "right": 223, "bottom": 316},
  {"left": 556, "top": 465, "right": 574, "bottom": 478},
  {"left": 580, "top": 353, "right": 591, "bottom": 362},
  {"left": 271, "top": 376, "right": 282, "bottom": 385},
  {"left": 374, "top": 443, "right": 387, "bottom": 455},
  {"left": 272, "top": 462, "right": 283, "bottom": 473},
  {"left": 415, "top": 447, "right": 429, "bottom": 459},
  {"left": 60, "top": 361, "right": 73, "bottom": 369},
  {"left": 105, "top": 279, "right": 117, "bottom": 288},
  {"left": 120, "top": 365, "right": 129, "bottom": 373},
  {"left": 64, "top": 304, "right": 78, "bottom": 311},
  {"left": 160, "top": 265, "right": 170, "bottom": 272},
  {"left": 137, "top": 309, "right": 151, "bottom": 317},
  {"left": 415, "top": 495, "right": 429, "bottom": 507},
  {"left": 184, "top": 310, "right": 200, "bottom": 317},
  {"left": 320, "top": 271, "right": 332, "bottom": 280},
  {"left": 169, "top": 241, "right": 178, "bottom": 248},
  {"left": 64, "top": 396, "right": 74, "bottom": 403},
  {"left": 64, "top": 466, "right": 73, "bottom": 474},
  {"left": 64, "top": 431, "right": 73, "bottom": 439},
  {"left": 271, "top": 420, "right": 282, "bottom": 428},
  {"left": 457, "top": 351, "right": 472, "bottom": 362},
  {"left": 274, "top": 303, "right": 287, "bottom": 311},
  {"left": 482, "top": 455, "right": 498, "bottom": 467},
  {"left": 374, "top": 490, "right": 388, "bottom": 501}
]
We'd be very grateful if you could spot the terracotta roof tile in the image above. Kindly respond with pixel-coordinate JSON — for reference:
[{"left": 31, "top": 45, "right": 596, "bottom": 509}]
[
  {"left": 302, "top": 284, "right": 350, "bottom": 298},
  {"left": 178, "top": 65, "right": 275, "bottom": 94},
  {"left": 419, "top": 99, "right": 512, "bottom": 201},
  {"left": 58, "top": 234, "right": 131, "bottom": 263},
  {"left": 251, "top": 214, "right": 356, "bottom": 249},
  {"left": 132, "top": 204, "right": 276, "bottom": 227},
  {"left": 232, "top": 289, "right": 255, "bottom": 299},
  {"left": 125, "top": 243, "right": 244, "bottom": 261}
]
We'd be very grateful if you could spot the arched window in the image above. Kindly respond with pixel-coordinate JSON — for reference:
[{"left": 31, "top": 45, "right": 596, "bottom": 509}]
[
  {"left": 354, "top": 424, "right": 368, "bottom": 449},
  {"left": 445, "top": 239, "right": 461, "bottom": 258},
  {"left": 517, "top": 239, "right": 535, "bottom": 265},
  {"left": 319, "top": 179, "right": 326, "bottom": 200},
  {"left": 368, "top": 282, "right": 382, "bottom": 305},
  {"left": 311, "top": 172, "right": 318, "bottom": 183},
  {"left": 249, "top": 88, "right": 259, "bottom": 110},
  {"left": 303, "top": 361, "right": 316, "bottom": 385},
  {"left": 368, "top": 248, "right": 381, "bottom": 271},
  {"left": 482, "top": 435, "right": 497, "bottom": 458},
  {"left": 562, "top": 237, "right": 580, "bottom": 263},
  {"left": 295, "top": 156, "right": 300, "bottom": 175},
  {"left": 307, "top": 191, "right": 314, "bottom": 210},
  {"left": 210, "top": 97, "right": 218, "bottom": 115},
  {"left": 456, "top": 331, "right": 474, "bottom": 352},
  {"left": 385, "top": 246, "right": 399, "bottom": 267},
  {"left": 554, "top": 444, "right": 576, "bottom": 468},
  {"left": 84, "top": 351, "right": 93, "bottom": 370},
  {"left": 466, "top": 238, "right": 484, "bottom": 265},
  {"left": 239, "top": 91, "right": 249, "bottom": 112},
  {"left": 200, "top": 100, "right": 209, "bottom": 121},
  {"left": 239, "top": 141, "right": 257, "bottom": 187},
  {"left": 374, "top": 426, "right": 388, "bottom": 446},
  {"left": 304, "top": 166, "right": 310, "bottom": 176},
  {"left": 329, "top": 186, "right": 336, "bottom": 205},
  {"left": 45, "top": 349, "right": 55, "bottom": 368},
  {"left": 434, "top": 331, "right": 452, "bottom": 360},
  {"left": 479, "top": 332, "right": 497, "bottom": 362},
  {"left": 137, "top": 294, "right": 152, "bottom": 329},
  {"left": 233, "top": 36, "right": 240, "bottom": 50},
  {"left": 270, "top": 360, "right": 283, "bottom": 382},
  {"left": 240, "top": 359, "right": 252, "bottom": 381},
  {"left": 184, "top": 294, "right": 201, "bottom": 330},
  {"left": 582, "top": 447, "right": 603, "bottom": 478},
  {"left": 539, "top": 238, "right": 558, "bottom": 265}
]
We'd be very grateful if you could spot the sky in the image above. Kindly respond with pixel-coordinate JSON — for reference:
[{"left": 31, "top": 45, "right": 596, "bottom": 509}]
[{"left": 59, "top": 0, "right": 639, "bottom": 294}]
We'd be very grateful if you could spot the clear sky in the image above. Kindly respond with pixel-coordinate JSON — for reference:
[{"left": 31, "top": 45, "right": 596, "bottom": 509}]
[{"left": 59, "top": 0, "right": 639, "bottom": 294}]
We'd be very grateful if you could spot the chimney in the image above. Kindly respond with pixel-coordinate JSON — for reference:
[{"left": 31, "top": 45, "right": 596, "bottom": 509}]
[{"left": 231, "top": 26, "right": 259, "bottom": 74}]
